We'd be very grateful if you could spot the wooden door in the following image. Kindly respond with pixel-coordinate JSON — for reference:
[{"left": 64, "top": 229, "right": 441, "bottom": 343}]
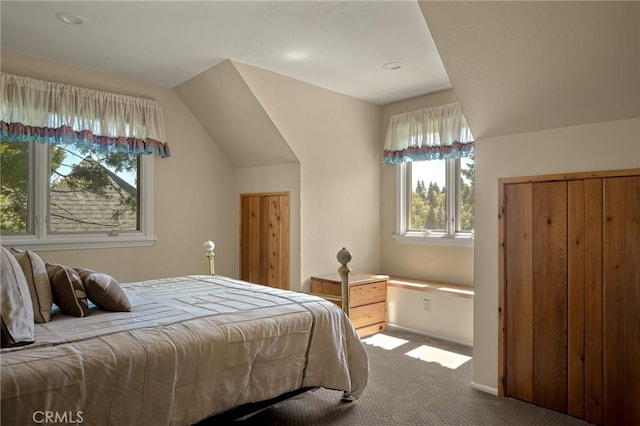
[
  {"left": 504, "top": 181, "right": 568, "bottom": 412},
  {"left": 240, "top": 192, "right": 290, "bottom": 289},
  {"left": 602, "top": 176, "right": 640, "bottom": 426},
  {"left": 567, "top": 178, "right": 604, "bottom": 422},
  {"left": 500, "top": 169, "right": 640, "bottom": 425}
]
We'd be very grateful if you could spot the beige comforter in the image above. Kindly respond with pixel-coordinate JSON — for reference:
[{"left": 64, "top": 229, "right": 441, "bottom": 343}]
[{"left": 1, "top": 275, "right": 368, "bottom": 425}]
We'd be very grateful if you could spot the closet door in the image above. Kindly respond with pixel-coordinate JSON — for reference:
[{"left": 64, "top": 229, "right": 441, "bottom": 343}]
[
  {"left": 504, "top": 181, "right": 568, "bottom": 412},
  {"left": 501, "top": 170, "right": 640, "bottom": 425},
  {"left": 504, "top": 183, "right": 534, "bottom": 402},
  {"left": 567, "top": 179, "right": 603, "bottom": 423},
  {"left": 603, "top": 176, "right": 640, "bottom": 426}
]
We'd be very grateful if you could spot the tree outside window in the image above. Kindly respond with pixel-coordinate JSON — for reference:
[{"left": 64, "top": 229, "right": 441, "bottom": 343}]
[
  {"left": 404, "top": 153, "right": 474, "bottom": 240},
  {"left": 1, "top": 140, "right": 139, "bottom": 236}
]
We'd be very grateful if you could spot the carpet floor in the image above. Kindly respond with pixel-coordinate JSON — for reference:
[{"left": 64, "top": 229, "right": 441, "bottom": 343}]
[{"left": 202, "top": 327, "right": 591, "bottom": 425}]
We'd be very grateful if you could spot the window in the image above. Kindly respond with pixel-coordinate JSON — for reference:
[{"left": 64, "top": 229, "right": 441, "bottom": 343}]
[
  {"left": 396, "top": 154, "right": 474, "bottom": 246},
  {"left": 0, "top": 72, "right": 168, "bottom": 250},
  {"left": 384, "top": 102, "right": 474, "bottom": 247},
  {"left": 0, "top": 140, "right": 154, "bottom": 249}
]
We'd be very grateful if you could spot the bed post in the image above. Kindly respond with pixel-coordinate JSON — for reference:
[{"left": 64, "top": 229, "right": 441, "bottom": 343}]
[
  {"left": 336, "top": 247, "right": 352, "bottom": 315},
  {"left": 337, "top": 247, "right": 356, "bottom": 403},
  {"left": 203, "top": 240, "right": 216, "bottom": 275}
]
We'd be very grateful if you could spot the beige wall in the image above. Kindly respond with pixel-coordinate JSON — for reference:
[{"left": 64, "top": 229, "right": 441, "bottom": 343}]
[
  {"left": 380, "top": 89, "right": 474, "bottom": 285},
  {"left": 473, "top": 117, "right": 640, "bottom": 391},
  {"left": 1, "top": 51, "right": 238, "bottom": 281},
  {"left": 388, "top": 287, "right": 473, "bottom": 345},
  {"left": 237, "top": 163, "right": 301, "bottom": 290},
  {"left": 234, "top": 62, "right": 382, "bottom": 290},
  {"left": 379, "top": 90, "right": 475, "bottom": 343}
]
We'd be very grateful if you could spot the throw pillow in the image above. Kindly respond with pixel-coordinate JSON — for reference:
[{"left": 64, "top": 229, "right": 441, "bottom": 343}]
[
  {"left": 46, "top": 263, "right": 90, "bottom": 318},
  {"left": 11, "top": 249, "right": 53, "bottom": 323},
  {"left": 74, "top": 268, "right": 131, "bottom": 312},
  {"left": 0, "top": 246, "right": 35, "bottom": 347}
]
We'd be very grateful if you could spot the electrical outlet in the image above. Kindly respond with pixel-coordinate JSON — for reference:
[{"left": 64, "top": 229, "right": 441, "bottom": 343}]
[{"left": 423, "top": 299, "right": 431, "bottom": 312}]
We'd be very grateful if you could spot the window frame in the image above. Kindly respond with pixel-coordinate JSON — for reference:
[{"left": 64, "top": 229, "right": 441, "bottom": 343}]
[
  {"left": 0, "top": 143, "right": 155, "bottom": 250},
  {"left": 394, "top": 161, "right": 474, "bottom": 248}
]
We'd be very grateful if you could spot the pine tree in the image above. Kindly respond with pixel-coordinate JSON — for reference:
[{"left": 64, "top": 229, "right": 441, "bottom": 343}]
[{"left": 460, "top": 153, "right": 475, "bottom": 231}]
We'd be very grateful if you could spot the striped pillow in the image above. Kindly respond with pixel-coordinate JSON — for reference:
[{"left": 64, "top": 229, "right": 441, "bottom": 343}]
[
  {"left": 11, "top": 249, "right": 53, "bottom": 323},
  {"left": 45, "top": 263, "right": 90, "bottom": 318}
]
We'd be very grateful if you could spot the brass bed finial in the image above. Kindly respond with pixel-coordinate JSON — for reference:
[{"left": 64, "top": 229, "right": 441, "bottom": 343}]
[
  {"left": 336, "top": 247, "right": 356, "bottom": 403},
  {"left": 337, "top": 247, "right": 352, "bottom": 314},
  {"left": 203, "top": 240, "right": 216, "bottom": 275}
]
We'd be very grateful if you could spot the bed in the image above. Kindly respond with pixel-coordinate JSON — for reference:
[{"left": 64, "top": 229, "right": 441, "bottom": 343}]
[{"left": 0, "top": 248, "right": 368, "bottom": 425}]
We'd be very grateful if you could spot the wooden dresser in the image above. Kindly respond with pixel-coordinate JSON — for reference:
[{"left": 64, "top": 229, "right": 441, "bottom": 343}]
[{"left": 310, "top": 273, "right": 388, "bottom": 338}]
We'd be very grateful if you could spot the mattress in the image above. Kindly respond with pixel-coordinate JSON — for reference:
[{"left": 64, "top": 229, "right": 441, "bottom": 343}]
[{"left": 1, "top": 275, "right": 368, "bottom": 425}]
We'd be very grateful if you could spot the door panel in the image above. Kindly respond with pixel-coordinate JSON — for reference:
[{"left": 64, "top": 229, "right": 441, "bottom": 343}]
[
  {"left": 240, "top": 192, "right": 290, "bottom": 289},
  {"left": 583, "top": 178, "right": 603, "bottom": 424},
  {"left": 505, "top": 183, "right": 534, "bottom": 401},
  {"left": 603, "top": 176, "right": 640, "bottom": 426},
  {"left": 567, "top": 180, "right": 585, "bottom": 418},
  {"left": 531, "top": 181, "right": 568, "bottom": 412}
]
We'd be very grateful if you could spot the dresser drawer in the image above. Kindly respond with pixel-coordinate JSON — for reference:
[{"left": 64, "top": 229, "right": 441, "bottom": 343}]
[
  {"left": 311, "top": 279, "right": 342, "bottom": 297},
  {"left": 310, "top": 273, "right": 388, "bottom": 338},
  {"left": 350, "top": 281, "right": 386, "bottom": 308},
  {"left": 356, "top": 322, "right": 387, "bottom": 339},
  {"left": 349, "top": 301, "right": 386, "bottom": 329}
]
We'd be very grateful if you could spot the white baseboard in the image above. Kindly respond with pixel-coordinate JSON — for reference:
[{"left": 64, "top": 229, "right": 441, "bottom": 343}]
[
  {"left": 387, "top": 323, "right": 473, "bottom": 348},
  {"left": 470, "top": 382, "right": 498, "bottom": 396}
]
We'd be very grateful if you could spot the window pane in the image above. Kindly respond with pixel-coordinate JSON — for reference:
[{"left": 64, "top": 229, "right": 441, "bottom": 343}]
[
  {"left": 0, "top": 141, "right": 32, "bottom": 234},
  {"left": 48, "top": 144, "right": 140, "bottom": 233},
  {"left": 457, "top": 155, "right": 475, "bottom": 232},
  {"left": 409, "top": 160, "right": 446, "bottom": 232}
]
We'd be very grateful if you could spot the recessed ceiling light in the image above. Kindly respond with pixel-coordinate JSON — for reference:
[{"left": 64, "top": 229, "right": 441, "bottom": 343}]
[
  {"left": 56, "top": 12, "right": 89, "bottom": 26},
  {"left": 383, "top": 62, "right": 402, "bottom": 70},
  {"left": 283, "top": 50, "right": 309, "bottom": 61}
]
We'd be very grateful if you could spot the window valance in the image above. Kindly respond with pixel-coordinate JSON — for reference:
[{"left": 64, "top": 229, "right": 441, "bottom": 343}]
[
  {"left": 0, "top": 72, "right": 170, "bottom": 158},
  {"left": 383, "top": 102, "right": 473, "bottom": 164}
]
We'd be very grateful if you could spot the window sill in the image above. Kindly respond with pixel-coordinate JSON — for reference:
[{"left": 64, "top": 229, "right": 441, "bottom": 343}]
[
  {"left": 0, "top": 234, "right": 157, "bottom": 251},
  {"left": 393, "top": 233, "right": 474, "bottom": 248}
]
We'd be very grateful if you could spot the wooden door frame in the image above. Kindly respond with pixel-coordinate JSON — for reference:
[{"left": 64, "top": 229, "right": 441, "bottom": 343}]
[{"left": 497, "top": 168, "right": 640, "bottom": 397}]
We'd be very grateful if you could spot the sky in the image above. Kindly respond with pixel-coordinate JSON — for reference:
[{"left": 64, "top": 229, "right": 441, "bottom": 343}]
[
  {"left": 53, "top": 143, "right": 137, "bottom": 186},
  {"left": 411, "top": 157, "right": 473, "bottom": 192}
]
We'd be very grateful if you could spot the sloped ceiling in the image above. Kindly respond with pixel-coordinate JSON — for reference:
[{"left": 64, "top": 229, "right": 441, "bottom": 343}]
[
  {"left": 174, "top": 60, "right": 298, "bottom": 168},
  {"left": 419, "top": 1, "right": 640, "bottom": 140}
]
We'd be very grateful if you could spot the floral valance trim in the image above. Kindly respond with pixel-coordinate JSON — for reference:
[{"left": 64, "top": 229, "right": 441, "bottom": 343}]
[
  {"left": 1, "top": 122, "right": 170, "bottom": 158},
  {"left": 0, "top": 72, "right": 169, "bottom": 158},
  {"left": 383, "top": 102, "right": 473, "bottom": 164},
  {"left": 382, "top": 140, "right": 474, "bottom": 164}
]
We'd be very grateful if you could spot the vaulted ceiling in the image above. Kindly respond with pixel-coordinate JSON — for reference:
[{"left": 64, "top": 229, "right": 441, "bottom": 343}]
[
  {"left": 174, "top": 60, "right": 298, "bottom": 168},
  {"left": 0, "top": 1, "right": 449, "bottom": 105},
  {"left": 419, "top": 1, "right": 639, "bottom": 140},
  {"left": 2, "top": 1, "right": 638, "bottom": 167}
]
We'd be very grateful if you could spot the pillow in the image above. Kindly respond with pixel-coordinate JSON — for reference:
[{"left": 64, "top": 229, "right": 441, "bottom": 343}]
[
  {"left": 10, "top": 249, "right": 53, "bottom": 323},
  {"left": 45, "top": 263, "right": 90, "bottom": 318},
  {"left": 74, "top": 268, "right": 131, "bottom": 312},
  {"left": 0, "top": 246, "right": 35, "bottom": 347}
]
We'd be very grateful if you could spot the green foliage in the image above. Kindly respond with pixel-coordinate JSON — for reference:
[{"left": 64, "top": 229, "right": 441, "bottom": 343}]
[
  {"left": 410, "top": 154, "right": 475, "bottom": 233},
  {"left": 459, "top": 153, "right": 475, "bottom": 231},
  {"left": 50, "top": 146, "right": 65, "bottom": 173},
  {"left": 1, "top": 141, "right": 139, "bottom": 234},
  {"left": 410, "top": 179, "right": 446, "bottom": 231},
  {"left": 65, "top": 159, "right": 112, "bottom": 197},
  {"left": 102, "top": 152, "right": 137, "bottom": 174},
  {"left": 0, "top": 142, "right": 30, "bottom": 233}
]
